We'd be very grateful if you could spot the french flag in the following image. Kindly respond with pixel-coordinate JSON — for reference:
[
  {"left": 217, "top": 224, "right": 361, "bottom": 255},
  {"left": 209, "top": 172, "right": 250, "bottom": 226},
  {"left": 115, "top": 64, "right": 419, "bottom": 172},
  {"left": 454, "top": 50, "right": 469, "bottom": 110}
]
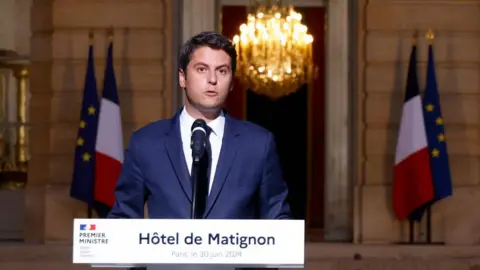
[
  {"left": 94, "top": 40, "right": 123, "bottom": 208},
  {"left": 392, "top": 44, "right": 435, "bottom": 221}
]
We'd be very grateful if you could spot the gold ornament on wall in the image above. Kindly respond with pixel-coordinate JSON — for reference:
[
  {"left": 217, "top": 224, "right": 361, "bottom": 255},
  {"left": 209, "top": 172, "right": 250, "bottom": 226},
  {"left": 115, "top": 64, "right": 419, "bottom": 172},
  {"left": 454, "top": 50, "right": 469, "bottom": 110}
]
[
  {"left": 232, "top": 0, "right": 314, "bottom": 99},
  {"left": 0, "top": 49, "right": 29, "bottom": 190}
]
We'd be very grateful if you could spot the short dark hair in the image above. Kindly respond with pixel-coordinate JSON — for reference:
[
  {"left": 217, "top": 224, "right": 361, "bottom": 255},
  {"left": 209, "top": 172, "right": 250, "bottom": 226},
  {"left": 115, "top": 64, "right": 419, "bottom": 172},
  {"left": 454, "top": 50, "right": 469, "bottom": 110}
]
[{"left": 178, "top": 31, "right": 237, "bottom": 74}]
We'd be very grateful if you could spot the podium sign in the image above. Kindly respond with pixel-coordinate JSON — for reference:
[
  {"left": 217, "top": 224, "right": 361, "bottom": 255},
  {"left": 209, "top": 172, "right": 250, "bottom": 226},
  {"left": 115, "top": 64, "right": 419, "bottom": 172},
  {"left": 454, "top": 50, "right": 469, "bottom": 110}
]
[{"left": 73, "top": 218, "right": 304, "bottom": 268}]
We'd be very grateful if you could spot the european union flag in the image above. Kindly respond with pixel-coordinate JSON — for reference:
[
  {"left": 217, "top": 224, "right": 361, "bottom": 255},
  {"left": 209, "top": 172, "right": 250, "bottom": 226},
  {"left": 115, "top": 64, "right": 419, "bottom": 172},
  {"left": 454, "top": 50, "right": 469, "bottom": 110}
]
[
  {"left": 70, "top": 42, "right": 99, "bottom": 206},
  {"left": 422, "top": 43, "right": 453, "bottom": 203}
]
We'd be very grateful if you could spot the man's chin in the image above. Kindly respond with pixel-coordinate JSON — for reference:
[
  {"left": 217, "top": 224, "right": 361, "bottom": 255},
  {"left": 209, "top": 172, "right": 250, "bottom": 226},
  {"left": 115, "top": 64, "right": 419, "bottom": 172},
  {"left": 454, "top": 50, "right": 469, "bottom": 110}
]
[{"left": 197, "top": 102, "right": 224, "bottom": 112}]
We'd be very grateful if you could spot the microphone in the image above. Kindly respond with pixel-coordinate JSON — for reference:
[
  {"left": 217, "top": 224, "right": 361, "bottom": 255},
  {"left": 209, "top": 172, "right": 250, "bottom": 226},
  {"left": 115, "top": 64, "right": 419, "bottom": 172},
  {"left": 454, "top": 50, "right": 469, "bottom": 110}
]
[
  {"left": 190, "top": 119, "right": 208, "bottom": 219},
  {"left": 190, "top": 119, "right": 208, "bottom": 163}
]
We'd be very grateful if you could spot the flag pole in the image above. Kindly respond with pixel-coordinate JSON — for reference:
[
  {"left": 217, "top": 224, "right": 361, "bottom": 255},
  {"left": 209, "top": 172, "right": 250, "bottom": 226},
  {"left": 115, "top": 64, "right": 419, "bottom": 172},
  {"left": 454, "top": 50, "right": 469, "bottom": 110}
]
[
  {"left": 425, "top": 28, "right": 435, "bottom": 244},
  {"left": 405, "top": 30, "right": 419, "bottom": 244},
  {"left": 408, "top": 219, "right": 414, "bottom": 243},
  {"left": 87, "top": 29, "right": 94, "bottom": 219},
  {"left": 87, "top": 206, "right": 93, "bottom": 218}
]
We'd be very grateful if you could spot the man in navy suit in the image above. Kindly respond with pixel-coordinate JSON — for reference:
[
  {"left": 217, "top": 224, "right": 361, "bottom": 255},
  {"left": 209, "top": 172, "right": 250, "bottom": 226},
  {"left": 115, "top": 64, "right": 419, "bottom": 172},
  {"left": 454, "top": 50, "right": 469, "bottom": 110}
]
[{"left": 108, "top": 31, "right": 290, "bottom": 222}]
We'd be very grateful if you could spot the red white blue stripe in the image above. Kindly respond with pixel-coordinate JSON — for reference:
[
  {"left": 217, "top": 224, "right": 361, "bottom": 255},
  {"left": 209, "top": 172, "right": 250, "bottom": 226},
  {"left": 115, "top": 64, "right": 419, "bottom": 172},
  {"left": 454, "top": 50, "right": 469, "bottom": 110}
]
[{"left": 95, "top": 41, "right": 123, "bottom": 207}]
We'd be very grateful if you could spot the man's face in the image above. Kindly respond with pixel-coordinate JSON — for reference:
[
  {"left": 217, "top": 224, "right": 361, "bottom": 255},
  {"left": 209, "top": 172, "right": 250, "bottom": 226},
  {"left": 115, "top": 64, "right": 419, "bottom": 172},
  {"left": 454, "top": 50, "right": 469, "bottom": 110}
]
[{"left": 179, "top": 46, "right": 233, "bottom": 112}]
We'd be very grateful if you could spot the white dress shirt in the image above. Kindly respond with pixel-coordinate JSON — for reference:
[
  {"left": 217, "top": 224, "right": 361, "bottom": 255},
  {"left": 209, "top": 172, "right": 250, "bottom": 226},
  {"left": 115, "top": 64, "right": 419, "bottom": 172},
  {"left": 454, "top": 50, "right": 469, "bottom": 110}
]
[
  {"left": 146, "top": 108, "right": 233, "bottom": 270},
  {"left": 179, "top": 107, "right": 225, "bottom": 193}
]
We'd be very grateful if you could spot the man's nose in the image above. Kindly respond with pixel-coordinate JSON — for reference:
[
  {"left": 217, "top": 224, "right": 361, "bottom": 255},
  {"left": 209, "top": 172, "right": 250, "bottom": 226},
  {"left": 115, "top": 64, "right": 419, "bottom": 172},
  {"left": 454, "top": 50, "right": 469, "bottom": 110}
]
[{"left": 207, "top": 71, "right": 217, "bottom": 85}]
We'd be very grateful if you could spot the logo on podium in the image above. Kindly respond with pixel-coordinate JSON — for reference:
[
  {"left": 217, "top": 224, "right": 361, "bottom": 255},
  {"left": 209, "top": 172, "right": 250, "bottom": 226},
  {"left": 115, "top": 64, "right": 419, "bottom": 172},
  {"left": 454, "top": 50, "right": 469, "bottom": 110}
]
[
  {"left": 78, "top": 223, "right": 109, "bottom": 245},
  {"left": 80, "top": 224, "right": 96, "bottom": 231}
]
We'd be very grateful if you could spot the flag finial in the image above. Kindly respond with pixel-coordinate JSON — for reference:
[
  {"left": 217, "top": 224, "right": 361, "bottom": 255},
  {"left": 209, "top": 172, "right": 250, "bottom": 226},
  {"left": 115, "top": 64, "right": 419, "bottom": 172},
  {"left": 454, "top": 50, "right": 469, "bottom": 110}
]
[
  {"left": 412, "top": 30, "right": 419, "bottom": 45},
  {"left": 107, "top": 26, "right": 114, "bottom": 42},
  {"left": 426, "top": 29, "right": 434, "bottom": 44},
  {"left": 88, "top": 29, "right": 94, "bottom": 45}
]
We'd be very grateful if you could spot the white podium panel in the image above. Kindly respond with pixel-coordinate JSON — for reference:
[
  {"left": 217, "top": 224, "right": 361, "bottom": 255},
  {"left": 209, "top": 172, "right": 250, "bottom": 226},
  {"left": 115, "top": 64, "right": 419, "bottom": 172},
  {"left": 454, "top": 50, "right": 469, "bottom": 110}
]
[{"left": 73, "top": 219, "right": 305, "bottom": 268}]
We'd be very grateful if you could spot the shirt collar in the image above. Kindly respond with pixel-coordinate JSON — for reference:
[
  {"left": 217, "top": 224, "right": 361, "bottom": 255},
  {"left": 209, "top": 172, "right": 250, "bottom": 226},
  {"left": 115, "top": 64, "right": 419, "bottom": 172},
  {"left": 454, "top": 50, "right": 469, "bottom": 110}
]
[{"left": 180, "top": 107, "right": 225, "bottom": 139}]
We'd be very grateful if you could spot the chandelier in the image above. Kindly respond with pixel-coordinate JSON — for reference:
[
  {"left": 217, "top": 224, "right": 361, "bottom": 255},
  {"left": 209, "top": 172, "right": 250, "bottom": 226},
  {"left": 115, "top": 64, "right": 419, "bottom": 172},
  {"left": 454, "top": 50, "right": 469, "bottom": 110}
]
[{"left": 232, "top": 0, "right": 314, "bottom": 99}]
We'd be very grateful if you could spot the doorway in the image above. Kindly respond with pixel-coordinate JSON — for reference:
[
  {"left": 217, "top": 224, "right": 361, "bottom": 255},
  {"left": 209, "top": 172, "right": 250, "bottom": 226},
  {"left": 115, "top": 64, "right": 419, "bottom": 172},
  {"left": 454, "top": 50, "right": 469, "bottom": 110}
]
[{"left": 220, "top": 5, "right": 326, "bottom": 240}]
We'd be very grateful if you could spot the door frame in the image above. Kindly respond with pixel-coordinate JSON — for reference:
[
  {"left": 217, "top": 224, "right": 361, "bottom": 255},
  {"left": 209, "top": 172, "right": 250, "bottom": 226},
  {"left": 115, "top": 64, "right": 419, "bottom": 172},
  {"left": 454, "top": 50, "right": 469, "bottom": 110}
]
[{"left": 174, "top": 0, "right": 354, "bottom": 242}]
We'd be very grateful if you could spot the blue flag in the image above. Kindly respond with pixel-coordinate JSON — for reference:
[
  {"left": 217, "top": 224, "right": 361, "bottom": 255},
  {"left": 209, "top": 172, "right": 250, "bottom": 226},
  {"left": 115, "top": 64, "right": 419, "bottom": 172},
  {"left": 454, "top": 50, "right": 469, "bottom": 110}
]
[
  {"left": 70, "top": 43, "right": 99, "bottom": 206},
  {"left": 422, "top": 43, "right": 453, "bottom": 202}
]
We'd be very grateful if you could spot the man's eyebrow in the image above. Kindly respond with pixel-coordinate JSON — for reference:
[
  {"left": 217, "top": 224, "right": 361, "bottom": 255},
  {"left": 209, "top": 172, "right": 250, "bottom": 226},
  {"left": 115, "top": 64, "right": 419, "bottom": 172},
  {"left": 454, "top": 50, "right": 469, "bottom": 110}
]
[
  {"left": 192, "top": 62, "right": 208, "bottom": 67},
  {"left": 192, "top": 62, "right": 230, "bottom": 69},
  {"left": 215, "top": 64, "right": 230, "bottom": 69}
]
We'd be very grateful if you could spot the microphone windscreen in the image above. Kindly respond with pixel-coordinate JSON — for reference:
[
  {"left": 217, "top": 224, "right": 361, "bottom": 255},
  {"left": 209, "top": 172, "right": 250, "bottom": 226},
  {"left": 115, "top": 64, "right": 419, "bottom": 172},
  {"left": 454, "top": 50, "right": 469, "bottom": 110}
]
[{"left": 191, "top": 119, "right": 207, "bottom": 132}]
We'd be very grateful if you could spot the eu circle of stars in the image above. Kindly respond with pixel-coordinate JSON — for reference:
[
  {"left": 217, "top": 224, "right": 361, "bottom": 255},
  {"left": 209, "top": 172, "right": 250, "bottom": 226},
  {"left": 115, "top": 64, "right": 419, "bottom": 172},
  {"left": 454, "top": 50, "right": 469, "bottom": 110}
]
[
  {"left": 424, "top": 103, "right": 444, "bottom": 158},
  {"left": 77, "top": 105, "right": 97, "bottom": 162}
]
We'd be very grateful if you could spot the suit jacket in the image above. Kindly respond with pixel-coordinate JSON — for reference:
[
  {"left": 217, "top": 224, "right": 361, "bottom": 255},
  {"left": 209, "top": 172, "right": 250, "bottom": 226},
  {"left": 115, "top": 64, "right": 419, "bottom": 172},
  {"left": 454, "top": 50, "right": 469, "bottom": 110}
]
[
  {"left": 108, "top": 109, "right": 290, "bottom": 219},
  {"left": 108, "top": 109, "right": 291, "bottom": 269}
]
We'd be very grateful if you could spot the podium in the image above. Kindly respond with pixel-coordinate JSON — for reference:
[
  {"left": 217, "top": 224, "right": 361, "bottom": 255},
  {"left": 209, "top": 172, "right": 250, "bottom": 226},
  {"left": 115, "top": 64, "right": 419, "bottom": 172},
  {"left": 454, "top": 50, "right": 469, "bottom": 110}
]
[{"left": 73, "top": 218, "right": 305, "bottom": 269}]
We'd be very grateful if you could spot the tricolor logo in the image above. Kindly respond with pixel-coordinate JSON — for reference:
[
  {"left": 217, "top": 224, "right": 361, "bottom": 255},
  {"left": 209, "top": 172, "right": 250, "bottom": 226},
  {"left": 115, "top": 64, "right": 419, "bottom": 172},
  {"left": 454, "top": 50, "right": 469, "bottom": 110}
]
[{"left": 80, "top": 224, "right": 96, "bottom": 231}]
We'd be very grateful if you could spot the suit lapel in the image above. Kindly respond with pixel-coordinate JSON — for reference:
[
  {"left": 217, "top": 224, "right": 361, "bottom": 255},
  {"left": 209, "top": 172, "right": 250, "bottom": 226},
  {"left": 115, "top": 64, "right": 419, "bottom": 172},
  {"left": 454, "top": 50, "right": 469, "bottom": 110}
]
[
  {"left": 204, "top": 114, "right": 241, "bottom": 217},
  {"left": 165, "top": 111, "right": 192, "bottom": 202}
]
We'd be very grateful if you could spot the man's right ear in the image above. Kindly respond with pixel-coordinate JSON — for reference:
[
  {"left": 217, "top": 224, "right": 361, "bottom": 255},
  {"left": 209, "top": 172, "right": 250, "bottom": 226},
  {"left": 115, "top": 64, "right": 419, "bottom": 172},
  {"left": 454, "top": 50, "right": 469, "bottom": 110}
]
[{"left": 179, "top": 69, "right": 186, "bottom": 89}]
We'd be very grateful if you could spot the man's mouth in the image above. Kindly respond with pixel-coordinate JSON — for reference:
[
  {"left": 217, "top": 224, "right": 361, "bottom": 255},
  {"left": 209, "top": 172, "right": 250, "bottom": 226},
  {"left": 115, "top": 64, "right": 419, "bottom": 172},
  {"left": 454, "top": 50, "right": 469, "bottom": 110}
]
[{"left": 205, "top": 91, "right": 218, "bottom": 96}]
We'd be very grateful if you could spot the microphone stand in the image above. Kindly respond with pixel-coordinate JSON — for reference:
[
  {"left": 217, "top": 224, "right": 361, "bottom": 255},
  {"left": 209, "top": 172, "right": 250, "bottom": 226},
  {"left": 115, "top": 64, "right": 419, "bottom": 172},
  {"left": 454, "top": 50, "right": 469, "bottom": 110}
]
[{"left": 190, "top": 158, "right": 200, "bottom": 219}]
